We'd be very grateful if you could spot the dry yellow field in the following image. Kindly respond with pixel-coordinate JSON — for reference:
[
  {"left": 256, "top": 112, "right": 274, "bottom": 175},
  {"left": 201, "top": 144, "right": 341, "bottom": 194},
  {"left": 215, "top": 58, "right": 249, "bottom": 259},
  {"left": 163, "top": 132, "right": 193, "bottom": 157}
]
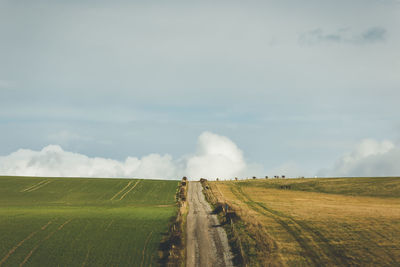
[{"left": 209, "top": 177, "right": 400, "bottom": 266}]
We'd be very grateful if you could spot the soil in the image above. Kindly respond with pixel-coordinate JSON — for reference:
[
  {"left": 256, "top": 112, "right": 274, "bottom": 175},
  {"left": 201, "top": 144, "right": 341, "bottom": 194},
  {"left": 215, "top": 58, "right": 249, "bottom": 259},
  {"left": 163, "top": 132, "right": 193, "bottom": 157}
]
[{"left": 186, "top": 182, "right": 234, "bottom": 267}]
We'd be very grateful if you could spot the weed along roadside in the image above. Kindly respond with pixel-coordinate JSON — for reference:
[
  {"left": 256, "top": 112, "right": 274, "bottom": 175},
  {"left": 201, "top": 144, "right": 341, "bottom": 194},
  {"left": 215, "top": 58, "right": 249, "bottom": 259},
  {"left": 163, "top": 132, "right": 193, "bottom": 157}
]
[
  {"left": 159, "top": 176, "right": 188, "bottom": 267},
  {"left": 200, "top": 179, "right": 248, "bottom": 266}
]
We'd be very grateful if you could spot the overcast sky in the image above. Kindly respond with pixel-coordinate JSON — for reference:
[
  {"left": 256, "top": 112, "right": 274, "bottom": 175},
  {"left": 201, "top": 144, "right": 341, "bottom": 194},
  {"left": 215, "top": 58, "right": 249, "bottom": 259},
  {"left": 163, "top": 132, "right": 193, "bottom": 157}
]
[{"left": 0, "top": 0, "right": 399, "bottom": 178}]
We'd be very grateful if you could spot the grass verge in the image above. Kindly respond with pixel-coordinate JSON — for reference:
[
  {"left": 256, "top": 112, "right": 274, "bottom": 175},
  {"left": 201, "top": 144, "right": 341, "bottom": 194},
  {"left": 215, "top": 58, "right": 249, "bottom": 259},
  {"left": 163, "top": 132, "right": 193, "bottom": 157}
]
[{"left": 159, "top": 178, "right": 188, "bottom": 267}]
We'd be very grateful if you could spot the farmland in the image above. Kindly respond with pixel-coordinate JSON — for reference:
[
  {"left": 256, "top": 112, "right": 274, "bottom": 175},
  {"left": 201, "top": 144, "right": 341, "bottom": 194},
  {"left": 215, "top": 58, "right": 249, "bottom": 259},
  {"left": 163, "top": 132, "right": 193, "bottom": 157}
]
[
  {"left": 208, "top": 177, "right": 400, "bottom": 266},
  {"left": 0, "top": 176, "right": 179, "bottom": 267}
]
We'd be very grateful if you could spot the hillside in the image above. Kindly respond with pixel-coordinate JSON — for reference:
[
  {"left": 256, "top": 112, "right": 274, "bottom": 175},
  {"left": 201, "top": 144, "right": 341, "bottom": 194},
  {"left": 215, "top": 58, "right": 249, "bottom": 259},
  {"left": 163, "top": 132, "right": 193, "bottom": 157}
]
[
  {"left": 0, "top": 176, "right": 179, "bottom": 266},
  {"left": 207, "top": 177, "right": 400, "bottom": 266}
]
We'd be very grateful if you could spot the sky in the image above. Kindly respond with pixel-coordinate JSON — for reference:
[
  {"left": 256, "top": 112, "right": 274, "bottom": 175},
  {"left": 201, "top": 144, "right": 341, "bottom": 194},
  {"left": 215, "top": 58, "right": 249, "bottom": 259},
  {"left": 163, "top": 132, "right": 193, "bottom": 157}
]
[{"left": 0, "top": 0, "right": 399, "bottom": 179}]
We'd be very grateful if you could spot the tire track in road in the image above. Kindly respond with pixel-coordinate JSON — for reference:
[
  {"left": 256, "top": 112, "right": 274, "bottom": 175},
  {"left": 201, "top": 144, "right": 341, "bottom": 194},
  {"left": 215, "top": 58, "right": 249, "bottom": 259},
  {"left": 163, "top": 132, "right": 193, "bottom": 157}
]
[{"left": 186, "top": 182, "right": 234, "bottom": 267}]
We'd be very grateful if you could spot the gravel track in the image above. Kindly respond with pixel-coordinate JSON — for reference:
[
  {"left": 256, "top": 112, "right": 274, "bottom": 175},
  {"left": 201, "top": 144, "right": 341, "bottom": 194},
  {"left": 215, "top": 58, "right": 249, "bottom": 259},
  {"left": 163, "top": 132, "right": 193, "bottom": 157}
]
[{"left": 186, "top": 182, "right": 234, "bottom": 267}]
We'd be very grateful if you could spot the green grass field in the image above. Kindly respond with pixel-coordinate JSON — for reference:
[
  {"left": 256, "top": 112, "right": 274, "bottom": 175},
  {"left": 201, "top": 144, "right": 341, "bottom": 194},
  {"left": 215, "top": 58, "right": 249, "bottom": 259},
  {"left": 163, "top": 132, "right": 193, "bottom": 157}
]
[
  {"left": 211, "top": 177, "right": 400, "bottom": 266},
  {"left": 0, "top": 176, "right": 179, "bottom": 267}
]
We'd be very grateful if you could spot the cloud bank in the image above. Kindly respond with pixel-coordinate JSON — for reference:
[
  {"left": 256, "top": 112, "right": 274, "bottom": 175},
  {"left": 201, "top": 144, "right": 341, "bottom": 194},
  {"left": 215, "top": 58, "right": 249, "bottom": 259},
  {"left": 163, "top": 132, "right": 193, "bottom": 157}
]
[
  {"left": 0, "top": 132, "right": 251, "bottom": 180},
  {"left": 2, "top": 132, "right": 399, "bottom": 180},
  {"left": 318, "top": 139, "right": 400, "bottom": 177}
]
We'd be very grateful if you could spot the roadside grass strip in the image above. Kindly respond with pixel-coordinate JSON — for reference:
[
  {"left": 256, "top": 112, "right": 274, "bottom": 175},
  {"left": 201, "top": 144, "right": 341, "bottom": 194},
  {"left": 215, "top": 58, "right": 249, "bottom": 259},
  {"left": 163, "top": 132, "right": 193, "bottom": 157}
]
[
  {"left": 20, "top": 180, "right": 50, "bottom": 192},
  {"left": 0, "top": 220, "right": 53, "bottom": 266},
  {"left": 110, "top": 181, "right": 133, "bottom": 200},
  {"left": 119, "top": 180, "right": 140, "bottom": 200}
]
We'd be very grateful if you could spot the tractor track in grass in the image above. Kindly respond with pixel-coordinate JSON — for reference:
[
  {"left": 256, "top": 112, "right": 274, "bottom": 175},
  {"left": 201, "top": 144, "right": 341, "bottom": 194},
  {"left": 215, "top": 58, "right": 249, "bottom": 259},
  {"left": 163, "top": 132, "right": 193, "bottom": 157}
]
[
  {"left": 19, "top": 219, "right": 72, "bottom": 267},
  {"left": 140, "top": 231, "right": 153, "bottom": 267},
  {"left": 0, "top": 220, "right": 54, "bottom": 266},
  {"left": 119, "top": 180, "right": 140, "bottom": 200},
  {"left": 105, "top": 219, "right": 114, "bottom": 232},
  {"left": 230, "top": 184, "right": 350, "bottom": 266},
  {"left": 26, "top": 180, "right": 52, "bottom": 192},
  {"left": 110, "top": 180, "right": 140, "bottom": 201},
  {"left": 110, "top": 181, "right": 133, "bottom": 200},
  {"left": 20, "top": 180, "right": 51, "bottom": 192},
  {"left": 81, "top": 247, "right": 91, "bottom": 267}
]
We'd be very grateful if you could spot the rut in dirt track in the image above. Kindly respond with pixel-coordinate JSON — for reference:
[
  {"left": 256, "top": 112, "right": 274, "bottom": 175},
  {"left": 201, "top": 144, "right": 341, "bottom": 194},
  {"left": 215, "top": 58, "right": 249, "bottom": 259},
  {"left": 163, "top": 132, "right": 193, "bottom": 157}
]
[{"left": 186, "top": 182, "right": 234, "bottom": 267}]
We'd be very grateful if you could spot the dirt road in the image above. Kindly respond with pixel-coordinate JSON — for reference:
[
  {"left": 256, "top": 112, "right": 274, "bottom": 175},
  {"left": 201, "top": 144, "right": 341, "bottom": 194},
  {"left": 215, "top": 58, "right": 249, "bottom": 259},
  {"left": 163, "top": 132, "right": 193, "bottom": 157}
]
[{"left": 186, "top": 182, "right": 234, "bottom": 267}]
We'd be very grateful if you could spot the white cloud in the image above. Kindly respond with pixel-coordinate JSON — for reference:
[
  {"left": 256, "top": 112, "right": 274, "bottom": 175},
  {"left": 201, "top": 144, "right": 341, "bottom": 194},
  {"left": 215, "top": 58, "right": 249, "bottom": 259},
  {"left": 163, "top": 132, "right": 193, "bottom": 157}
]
[
  {"left": 6, "top": 133, "right": 399, "bottom": 180},
  {"left": 0, "top": 145, "right": 179, "bottom": 179},
  {"left": 186, "top": 132, "right": 246, "bottom": 179},
  {"left": 318, "top": 139, "right": 400, "bottom": 177},
  {"left": 0, "top": 131, "right": 254, "bottom": 180}
]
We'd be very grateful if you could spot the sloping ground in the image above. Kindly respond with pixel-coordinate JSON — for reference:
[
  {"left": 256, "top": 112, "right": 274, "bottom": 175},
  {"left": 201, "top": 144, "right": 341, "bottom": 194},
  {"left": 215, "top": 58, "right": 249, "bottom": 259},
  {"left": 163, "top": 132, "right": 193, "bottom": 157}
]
[
  {"left": 0, "top": 176, "right": 179, "bottom": 267},
  {"left": 210, "top": 177, "right": 400, "bottom": 266}
]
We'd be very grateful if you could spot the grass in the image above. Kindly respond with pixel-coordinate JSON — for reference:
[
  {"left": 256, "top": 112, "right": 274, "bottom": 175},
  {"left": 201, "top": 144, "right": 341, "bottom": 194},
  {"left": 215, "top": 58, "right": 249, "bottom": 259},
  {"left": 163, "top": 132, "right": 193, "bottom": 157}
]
[
  {"left": 210, "top": 177, "right": 400, "bottom": 266},
  {"left": 237, "top": 177, "right": 400, "bottom": 198},
  {"left": 0, "top": 176, "right": 179, "bottom": 267}
]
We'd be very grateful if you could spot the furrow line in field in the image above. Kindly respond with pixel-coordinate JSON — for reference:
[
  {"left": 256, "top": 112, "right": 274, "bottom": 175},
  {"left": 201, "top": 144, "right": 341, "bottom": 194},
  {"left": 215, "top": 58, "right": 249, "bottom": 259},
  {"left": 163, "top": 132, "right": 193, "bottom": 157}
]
[
  {"left": 246, "top": 190, "right": 350, "bottom": 265},
  {"left": 19, "top": 219, "right": 72, "bottom": 267},
  {"left": 20, "top": 180, "right": 48, "bottom": 192},
  {"left": 0, "top": 220, "right": 53, "bottom": 266},
  {"left": 110, "top": 181, "right": 132, "bottom": 200},
  {"left": 41, "top": 220, "right": 53, "bottom": 230},
  {"left": 0, "top": 232, "right": 37, "bottom": 266},
  {"left": 233, "top": 184, "right": 351, "bottom": 266},
  {"left": 19, "top": 244, "right": 39, "bottom": 267},
  {"left": 231, "top": 185, "right": 324, "bottom": 266},
  {"left": 140, "top": 231, "right": 153, "bottom": 267},
  {"left": 119, "top": 180, "right": 140, "bottom": 201},
  {"left": 81, "top": 248, "right": 91, "bottom": 267},
  {"left": 105, "top": 219, "right": 114, "bottom": 232},
  {"left": 58, "top": 219, "right": 72, "bottom": 230},
  {"left": 26, "top": 180, "right": 52, "bottom": 192}
]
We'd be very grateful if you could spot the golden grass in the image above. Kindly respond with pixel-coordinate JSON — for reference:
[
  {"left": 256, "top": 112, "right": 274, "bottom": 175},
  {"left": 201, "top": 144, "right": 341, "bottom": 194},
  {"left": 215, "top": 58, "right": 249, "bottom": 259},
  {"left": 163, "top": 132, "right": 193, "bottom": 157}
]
[{"left": 211, "top": 178, "right": 400, "bottom": 266}]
